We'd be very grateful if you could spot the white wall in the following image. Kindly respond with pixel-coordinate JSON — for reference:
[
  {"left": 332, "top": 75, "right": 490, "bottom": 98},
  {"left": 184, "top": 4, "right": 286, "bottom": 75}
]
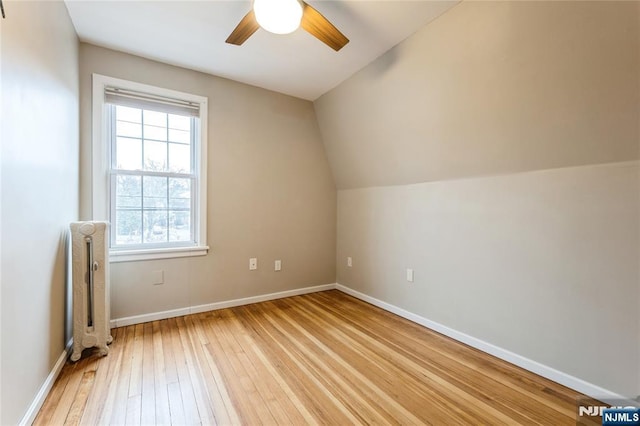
[
  {"left": 0, "top": 1, "right": 79, "bottom": 423},
  {"left": 315, "top": 1, "right": 640, "bottom": 398},
  {"left": 79, "top": 44, "right": 336, "bottom": 320}
]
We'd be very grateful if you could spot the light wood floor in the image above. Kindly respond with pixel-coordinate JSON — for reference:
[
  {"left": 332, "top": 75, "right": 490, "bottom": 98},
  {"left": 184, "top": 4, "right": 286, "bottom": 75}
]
[{"left": 35, "top": 290, "right": 597, "bottom": 425}]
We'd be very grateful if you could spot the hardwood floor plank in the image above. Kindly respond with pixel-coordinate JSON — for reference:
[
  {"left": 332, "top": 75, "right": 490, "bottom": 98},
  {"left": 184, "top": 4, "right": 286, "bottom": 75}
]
[
  {"left": 79, "top": 328, "right": 121, "bottom": 426},
  {"left": 202, "top": 311, "right": 273, "bottom": 424},
  {"left": 47, "top": 356, "right": 93, "bottom": 426},
  {"left": 218, "top": 310, "right": 298, "bottom": 425},
  {"left": 168, "top": 317, "right": 200, "bottom": 425},
  {"left": 226, "top": 309, "right": 316, "bottom": 425},
  {"left": 186, "top": 313, "right": 238, "bottom": 425},
  {"left": 107, "top": 325, "right": 135, "bottom": 425},
  {"left": 33, "top": 359, "right": 79, "bottom": 425},
  {"left": 237, "top": 303, "right": 372, "bottom": 424},
  {"left": 265, "top": 302, "right": 424, "bottom": 424},
  {"left": 124, "top": 394, "right": 141, "bottom": 426},
  {"left": 128, "top": 323, "right": 144, "bottom": 398},
  {"left": 176, "top": 315, "right": 215, "bottom": 424},
  {"left": 87, "top": 328, "right": 125, "bottom": 426},
  {"left": 140, "top": 322, "right": 156, "bottom": 426},
  {"left": 166, "top": 382, "right": 186, "bottom": 425},
  {"left": 152, "top": 320, "right": 171, "bottom": 425},
  {"left": 64, "top": 360, "right": 98, "bottom": 426},
  {"left": 217, "top": 309, "right": 286, "bottom": 420},
  {"left": 160, "top": 317, "right": 179, "bottom": 385},
  {"left": 36, "top": 290, "right": 598, "bottom": 425}
]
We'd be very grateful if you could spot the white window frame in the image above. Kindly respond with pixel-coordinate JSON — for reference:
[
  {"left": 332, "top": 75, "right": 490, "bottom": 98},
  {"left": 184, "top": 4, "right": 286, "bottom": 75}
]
[{"left": 92, "top": 74, "right": 208, "bottom": 262}]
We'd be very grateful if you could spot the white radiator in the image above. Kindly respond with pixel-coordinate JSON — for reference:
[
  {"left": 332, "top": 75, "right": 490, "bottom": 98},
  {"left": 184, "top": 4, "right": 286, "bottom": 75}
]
[{"left": 70, "top": 221, "right": 112, "bottom": 362}]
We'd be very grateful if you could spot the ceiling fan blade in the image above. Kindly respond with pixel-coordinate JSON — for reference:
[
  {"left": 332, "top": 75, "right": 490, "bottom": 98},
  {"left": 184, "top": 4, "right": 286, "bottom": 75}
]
[
  {"left": 300, "top": 2, "right": 349, "bottom": 51},
  {"left": 226, "top": 10, "right": 260, "bottom": 46}
]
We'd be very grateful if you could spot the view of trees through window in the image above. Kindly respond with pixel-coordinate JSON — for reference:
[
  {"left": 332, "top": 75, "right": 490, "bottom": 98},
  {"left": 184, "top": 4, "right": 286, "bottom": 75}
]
[{"left": 111, "top": 105, "right": 194, "bottom": 246}]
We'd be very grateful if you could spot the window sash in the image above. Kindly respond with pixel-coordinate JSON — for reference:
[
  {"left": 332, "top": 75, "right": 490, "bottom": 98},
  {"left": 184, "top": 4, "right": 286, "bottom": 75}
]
[
  {"left": 109, "top": 172, "right": 197, "bottom": 250},
  {"left": 106, "top": 104, "right": 199, "bottom": 250},
  {"left": 109, "top": 104, "right": 195, "bottom": 174}
]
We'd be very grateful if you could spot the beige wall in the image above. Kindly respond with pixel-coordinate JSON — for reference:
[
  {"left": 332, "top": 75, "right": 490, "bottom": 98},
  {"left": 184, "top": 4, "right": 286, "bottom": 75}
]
[
  {"left": 316, "top": 1, "right": 640, "bottom": 397},
  {"left": 315, "top": 1, "right": 639, "bottom": 189},
  {"left": 79, "top": 44, "right": 336, "bottom": 319},
  {"left": 0, "top": 1, "right": 79, "bottom": 424}
]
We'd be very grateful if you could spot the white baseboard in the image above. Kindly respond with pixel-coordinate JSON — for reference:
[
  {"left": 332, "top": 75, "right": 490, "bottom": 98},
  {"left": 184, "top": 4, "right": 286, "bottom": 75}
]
[
  {"left": 19, "top": 339, "right": 72, "bottom": 426},
  {"left": 188, "top": 283, "right": 336, "bottom": 315},
  {"left": 111, "top": 306, "right": 191, "bottom": 328},
  {"left": 110, "top": 283, "right": 337, "bottom": 328},
  {"left": 335, "top": 283, "right": 631, "bottom": 404}
]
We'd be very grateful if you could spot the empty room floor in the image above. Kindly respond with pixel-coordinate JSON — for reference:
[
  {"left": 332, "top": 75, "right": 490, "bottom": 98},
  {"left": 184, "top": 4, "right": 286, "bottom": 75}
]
[{"left": 34, "top": 290, "right": 597, "bottom": 425}]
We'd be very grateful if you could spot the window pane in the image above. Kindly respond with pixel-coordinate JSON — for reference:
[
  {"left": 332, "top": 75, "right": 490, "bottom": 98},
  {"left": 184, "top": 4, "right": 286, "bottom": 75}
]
[
  {"left": 169, "top": 178, "right": 190, "bottom": 198},
  {"left": 144, "top": 175, "right": 167, "bottom": 197},
  {"left": 115, "top": 209, "right": 142, "bottom": 245},
  {"left": 115, "top": 137, "right": 142, "bottom": 170},
  {"left": 143, "top": 176, "right": 167, "bottom": 209},
  {"left": 143, "top": 140, "right": 167, "bottom": 171},
  {"left": 168, "top": 129, "right": 190, "bottom": 144},
  {"left": 169, "top": 178, "right": 191, "bottom": 209},
  {"left": 117, "top": 121, "right": 142, "bottom": 138},
  {"left": 116, "top": 106, "right": 141, "bottom": 123},
  {"left": 116, "top": 175, "right": 141, "bottom": 208},
  {"left": 143, "top": 110, "right": 167, "bottom": 127},
  {"left": 144, "top": 124, "right": 167, "bottom": 142},
  {"left": 169, "top": 114, "right": 190, "bottom": 131},
  {"left": 143, "top": 210, "right": 168, "bottom": 243},
  {"left": 168, "top": 197, "right": 190, "bottom": 209},
  {"left": 169, "top": 178, "right": 191, "bottom": 242},
  {"left": 144, "top": 197, "right": 167, "bottom": 209},
  {"left": 117, "top": 196, "right": 142, "bottom": 209},
  {"left": 114, "top": 175, "right": 142, "bottom": 246},
  {"left": 168, "top": 143, "right": 191, "bottom": 173},
  {"left": 169, "top": 211, "right": 191, "bottom": 242}
]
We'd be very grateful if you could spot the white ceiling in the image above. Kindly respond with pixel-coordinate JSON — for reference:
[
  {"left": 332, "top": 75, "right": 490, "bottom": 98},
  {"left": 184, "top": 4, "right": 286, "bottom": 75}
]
[{"left": 65, "top": 0, "right": 459, "bottom": 100}]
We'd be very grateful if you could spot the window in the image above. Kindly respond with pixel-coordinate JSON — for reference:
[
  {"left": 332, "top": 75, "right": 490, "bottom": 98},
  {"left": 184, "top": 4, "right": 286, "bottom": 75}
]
[{"left": 92, "top": 74, "right": 208, "bottom": 262}]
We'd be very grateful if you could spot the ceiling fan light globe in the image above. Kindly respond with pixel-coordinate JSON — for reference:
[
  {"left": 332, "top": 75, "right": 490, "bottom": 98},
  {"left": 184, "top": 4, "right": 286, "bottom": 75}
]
[{"left": 253, "top": 0, "right": 303, "bottom": 35}]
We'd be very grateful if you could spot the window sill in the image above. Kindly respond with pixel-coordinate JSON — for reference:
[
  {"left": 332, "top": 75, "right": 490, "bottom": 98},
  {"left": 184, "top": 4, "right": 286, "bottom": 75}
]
[{"left": 110, "top": 246, "right": 209, "bottom": 263}]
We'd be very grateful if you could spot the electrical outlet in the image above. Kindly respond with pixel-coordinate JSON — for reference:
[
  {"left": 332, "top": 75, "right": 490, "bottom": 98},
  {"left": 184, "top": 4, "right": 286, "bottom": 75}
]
[
  {"left": 275, "top": 260, "right": 282, "bottom": 271},
  {"left": 152, "top": 270, "right": 164, "bottom": 285},
  {"left": 249, "top": 258, "right": 258, "bottom": 270},
  {"left": 347, "top": 257, "right": 352, "bottom": 267},
  {"left": 406, "top": 268, "right": 414, "bottom": 283}
]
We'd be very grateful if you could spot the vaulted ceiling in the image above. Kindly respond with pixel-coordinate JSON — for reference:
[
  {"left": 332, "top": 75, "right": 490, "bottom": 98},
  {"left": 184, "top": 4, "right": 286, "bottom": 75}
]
[{"left": 64, "top": 1, "right": 459, "bottom": 100}]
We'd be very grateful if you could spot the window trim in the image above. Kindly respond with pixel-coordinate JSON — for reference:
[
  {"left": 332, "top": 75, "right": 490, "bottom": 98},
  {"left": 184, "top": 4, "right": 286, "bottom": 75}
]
[{"left": 92, "top": 74, "right": 209, "bottom": 262}]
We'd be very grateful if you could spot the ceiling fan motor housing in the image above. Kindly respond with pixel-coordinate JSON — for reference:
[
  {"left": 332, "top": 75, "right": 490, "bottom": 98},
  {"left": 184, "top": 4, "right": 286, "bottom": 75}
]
[{"left": 253, "top": 0, "right": 303, "bottom": 35}]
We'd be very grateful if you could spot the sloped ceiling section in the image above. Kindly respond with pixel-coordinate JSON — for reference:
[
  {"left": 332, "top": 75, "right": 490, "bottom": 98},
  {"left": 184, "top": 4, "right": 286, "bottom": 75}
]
[
  {"left": 314, "top": 1, "right": 640, "bottom": 189},
  {"left": 64, "top": 0, "right": 459, "bottom": 100}
]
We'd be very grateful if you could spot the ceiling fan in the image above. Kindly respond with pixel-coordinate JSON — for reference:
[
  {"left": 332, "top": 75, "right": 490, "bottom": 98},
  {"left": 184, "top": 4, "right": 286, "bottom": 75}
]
[{"left": 226, "top": 0, "right": 349, "bottom": 51}]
